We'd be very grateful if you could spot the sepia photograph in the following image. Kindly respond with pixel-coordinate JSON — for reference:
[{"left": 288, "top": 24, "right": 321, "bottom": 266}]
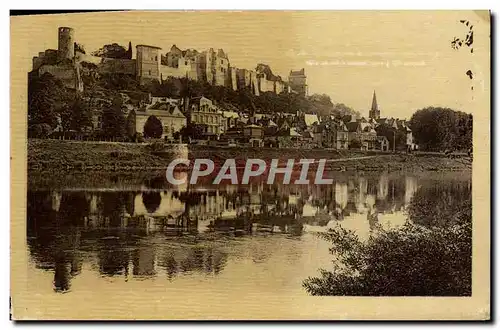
[{"left": 10, "top": 10, "right": 490, "bottom": 320}]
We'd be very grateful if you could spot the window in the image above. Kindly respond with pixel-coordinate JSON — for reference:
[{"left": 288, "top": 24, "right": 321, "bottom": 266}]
[
  {"left": 185, "top": 61, "right": 188, "bottom": 65},
  {"left": 221, "top": 68, "right": 224, "bottom": 73},
  {"left": 155, "top": 56, "right": 158, "bottom": 61},
  {"left": 221, "top": 60, "right": 223, "bottom": 64},
  {"left": 148, "top": 70, "right": 151, "bottom": 76}
]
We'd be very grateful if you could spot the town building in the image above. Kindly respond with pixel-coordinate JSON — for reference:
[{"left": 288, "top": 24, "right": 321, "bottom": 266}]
[
  {"left": 126, "top": 101, "right": 187, "bottom": 140},
  {"left": 346, "top": 121, "right": 378, "bottom": 150},
  {"left": 288, "top": 68, "right": 308, "bottom": 96},
  {"left": 189, "top": 96, "right": 224, "bottom": 135},
  {"left": 243, "top": 124, "right": 264, "bottom": 147}
]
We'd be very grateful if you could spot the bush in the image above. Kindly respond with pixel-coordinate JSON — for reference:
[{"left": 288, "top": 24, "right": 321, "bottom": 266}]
[
  {"left": 147, "top": 140, "right": 166, "bottom": 152},
  {"left": 136, "top": 133, "right": 145, "bottom": 143},
  {"left": 29, "top": 123, "right": 53, "bottom": 138}
]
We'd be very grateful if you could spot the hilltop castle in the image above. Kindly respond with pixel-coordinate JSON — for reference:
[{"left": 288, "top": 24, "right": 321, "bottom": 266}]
[{"left": 30, "top": 27, "right": 308, "bottom": 97}]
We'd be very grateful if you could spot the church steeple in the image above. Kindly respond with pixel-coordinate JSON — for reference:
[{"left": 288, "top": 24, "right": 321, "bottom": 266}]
[
  {"left": 126, "top": 41, "right": 132, "bottom": 59},
  {"left": 369, "top": 90, "right": 380, "bottom": 120}
]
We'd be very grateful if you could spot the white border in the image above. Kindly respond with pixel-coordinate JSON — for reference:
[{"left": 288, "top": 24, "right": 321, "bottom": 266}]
[{"left": 3, "top": 2, "right": 498, "bottom": 328}]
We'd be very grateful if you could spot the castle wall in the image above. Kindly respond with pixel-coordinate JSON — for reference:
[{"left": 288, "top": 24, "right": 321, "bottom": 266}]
[
  {"left": 250, "top": 71, "right": 259, "bottom": 96},
  {"left": 99, "top": 58, "right": 136, "bottom": 75},
  {"left": 32, "top": 49, "right": 58, "bottom": 71},
  {"left": 258, "top": 76, "right": 275, "bottom": 93},
  {"left": 236, "top": 68, "right": 251, "bottom": 89},
  {"left": 229, "top": 67, "right": 237, "bottom": 91},
  {"left": 160, "top": 65, "right": 187, "bottom": 79},
  {"left": 275, "top": 80, "right": 286, "bottom": 94},
  {"left": 39, "top": 64, "right": 79, "bottom": 90}
]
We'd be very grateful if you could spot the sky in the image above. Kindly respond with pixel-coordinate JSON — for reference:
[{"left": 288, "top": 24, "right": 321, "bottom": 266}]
[{"left": 11, "top": 10, "right": 490, "bottom": 119}]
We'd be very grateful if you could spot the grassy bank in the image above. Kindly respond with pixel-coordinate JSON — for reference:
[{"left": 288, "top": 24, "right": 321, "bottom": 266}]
[{"left": 27, "top": 139, "right": 472, "bottom": 173}]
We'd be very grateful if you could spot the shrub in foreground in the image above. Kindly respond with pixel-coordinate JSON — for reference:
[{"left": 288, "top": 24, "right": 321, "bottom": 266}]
[{"left": 303, "top": 222, "right": 471, "bottom": 296}]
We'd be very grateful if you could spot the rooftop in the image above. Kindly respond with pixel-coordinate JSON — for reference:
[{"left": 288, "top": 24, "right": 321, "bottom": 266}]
[{"left": 136, "top": 44, "right": 162, "bottom": 50}]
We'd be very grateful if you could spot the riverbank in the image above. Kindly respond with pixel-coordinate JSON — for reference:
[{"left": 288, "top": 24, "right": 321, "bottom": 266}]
[{"left": 27, "top": 139, "right": 472, "bottom": 173}]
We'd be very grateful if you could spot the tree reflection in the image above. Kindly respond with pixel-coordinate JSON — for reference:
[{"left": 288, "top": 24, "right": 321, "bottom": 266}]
[{"left": 142, "top": 191, "right": 162, "bottom": 214}]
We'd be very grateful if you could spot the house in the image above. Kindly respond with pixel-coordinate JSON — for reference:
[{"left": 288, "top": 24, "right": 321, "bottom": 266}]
[
  {"left": 316, "top": 120, "right": 349, "bottom": 149},
  {"left": 221, "top": 111, "right": 240, "bottom": 132},
  {"left": 346, "top": 121, "right": 377, "bottom": 150},
  {"left": 304, "top": 114, "right": 320, "bottom": 128},
  {"left": 130, "top": 101, "right": 187, "bottom": 139},
  {"left": 274, "top": 127, "right": 302, "bottom": 148},
  {"left": 189, "top": 96, "right": 224, "bottom": 135},
  {"left": 243, "top": 124, "right": 264, "bottom": 147}
]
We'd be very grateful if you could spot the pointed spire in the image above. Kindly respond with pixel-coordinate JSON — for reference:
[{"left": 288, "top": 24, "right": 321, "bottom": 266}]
[
  {"left": 371, "top": 90, "right": 378, "bottom": 111},
  {"left": 127, "top": 41, "right": 132, "bottom": 59}
]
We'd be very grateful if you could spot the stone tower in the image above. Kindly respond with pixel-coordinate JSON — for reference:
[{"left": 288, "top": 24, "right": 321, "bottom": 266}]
[
  {"left": 136, "top": 44, "right": 162, "bottom": 82},
  {"left": 369, "top": 90, "right": 380, "bottom": 120},
  {"left": 57, "top": 27, "right": 75, "bottom": 62}
]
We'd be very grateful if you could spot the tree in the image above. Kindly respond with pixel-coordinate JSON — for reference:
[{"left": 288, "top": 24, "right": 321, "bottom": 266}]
[
  {"left": 179, "top": 123, "right": 207, "bottom": 141},
  {"left": 28, "top": 72, "right": 66, "bottom": 129},
  {"left": 332, "top": 103, "right": 361, "bottom": 119},
  {"left": 375, "top": 124, "right": 406, "bottom": 151},
  {"left": 91, "top": 43, "right": 128, "bottom": 59},
  {"left": 409, "top": 107, "right": 472, "bottom": 151},
  {"left": 68, "top": 95, "right": 93, "bottom": 132},
  {"left": 28, "top": 123, "right": 53, "bottom": 138},
  {"left": 102, "top": 96, "right": 126, "bottom": 138},
  {"left": 304, "top": 180, "right": 472, "bottom": 296},
  {"left": 74, "top": 42, "right": 86, "bottom": 54},
  {"left": 126, "top": 110, "right": 137, "bottom": 140},
  {"left": 143, "top": 116, "right": 163, "bottom": 139},
  {"left": 303, "top": 221, "right": 471, "bottom": 296}
]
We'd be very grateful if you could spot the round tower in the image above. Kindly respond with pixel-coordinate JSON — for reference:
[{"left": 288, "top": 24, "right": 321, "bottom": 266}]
[{"left": 57, "top": 27, "right": 75, "bottom": 61}]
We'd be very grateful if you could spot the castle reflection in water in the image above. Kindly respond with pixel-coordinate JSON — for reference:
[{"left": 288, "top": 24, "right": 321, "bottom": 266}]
[{"left": 27, "top": 173, "right": 449, "bottom": 293}]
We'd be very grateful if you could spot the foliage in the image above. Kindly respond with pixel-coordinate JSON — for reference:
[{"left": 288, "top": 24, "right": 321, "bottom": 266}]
[
  {"left": 28, "top": 123, "right": 53, "bottom": 138},
  {"left": 451, "top": 19, "right": 475, "bottom": 89},
  {"left": 303, "top": 221, "right": 471, "bottom": 296},
  {"left": 137, "top": 76, "right": 359, "bottom": 118},
  {"left": 179, "top": 123, "right": 207, "bottom": 141},
  {"left": 303, "top": 181, "right": 472, "bottom": 296},
  {"left": 375, "top": 123, "right": 406, "bottom": 150},
  {"left": 28, "top": 73, "right": 66, "bottom": 129},
  {"left": 101, "top": 96, "right": 126, "bottom": 138},
  {"left": 74, "top": 42, "right": 86, "bottom": 54},
  {"left": 147, "top": 140, "right": 167, "bottom": 152},
  {"left": 91, "top": 43, "right": 129, "bottom": 59},
  {"left": 408, "top": 180, "right": 472, "bottom": 228},
  {"left": 126, "top": 111, "right": 137, "bottom": 139},
  {"left": 98, "top": 72, "right": 140, "bottom": 91},
  {"left": 143, "top": 115, "right": 164, "bottom": 139},
  {"left": 65, "top": 95, "right": 93, "bottom": 133},
  {"left": 409, "top": 107, "right": 472, "bottom": 151}
]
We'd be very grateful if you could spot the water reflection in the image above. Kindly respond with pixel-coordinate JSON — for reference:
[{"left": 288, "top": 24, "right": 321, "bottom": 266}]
[{"left": 27, "top": 172, "right": 471, "bottom": 293}]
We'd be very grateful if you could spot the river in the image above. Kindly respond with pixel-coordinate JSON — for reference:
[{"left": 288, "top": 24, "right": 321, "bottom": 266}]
[{"left": 23, "top": 170, "right": 471, "bottom": 319}]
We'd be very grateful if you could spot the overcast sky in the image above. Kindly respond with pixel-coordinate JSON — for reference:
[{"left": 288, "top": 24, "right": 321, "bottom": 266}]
[{"left": 12, "top": 10, "right": 489, "bottom": 119}]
